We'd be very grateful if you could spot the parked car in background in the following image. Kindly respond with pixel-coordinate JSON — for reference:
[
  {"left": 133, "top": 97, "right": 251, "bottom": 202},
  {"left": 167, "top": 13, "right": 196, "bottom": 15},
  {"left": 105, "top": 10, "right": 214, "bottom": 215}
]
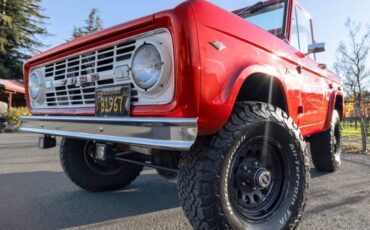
[{"left": 20, "top": 0, "right": 344, "bottom": 229}]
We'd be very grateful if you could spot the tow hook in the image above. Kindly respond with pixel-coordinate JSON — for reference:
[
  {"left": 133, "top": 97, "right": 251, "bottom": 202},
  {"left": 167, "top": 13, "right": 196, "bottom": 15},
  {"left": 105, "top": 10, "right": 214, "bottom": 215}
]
[{"left": 39, "top": 135, "right": 56, "bottom": 149}]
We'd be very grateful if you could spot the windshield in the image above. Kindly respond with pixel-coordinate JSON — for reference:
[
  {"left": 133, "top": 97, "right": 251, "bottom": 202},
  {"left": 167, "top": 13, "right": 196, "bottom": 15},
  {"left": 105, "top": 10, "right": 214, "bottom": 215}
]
[{"left": 235, "top": 1, "right": 286, "bottom": 36}]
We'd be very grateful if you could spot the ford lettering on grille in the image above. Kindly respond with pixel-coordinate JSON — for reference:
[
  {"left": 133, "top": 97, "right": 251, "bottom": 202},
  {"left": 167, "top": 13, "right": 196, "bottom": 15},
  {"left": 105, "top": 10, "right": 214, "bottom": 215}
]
[{"left": 43, "top": 40, "right": 139, "bottom": 107}]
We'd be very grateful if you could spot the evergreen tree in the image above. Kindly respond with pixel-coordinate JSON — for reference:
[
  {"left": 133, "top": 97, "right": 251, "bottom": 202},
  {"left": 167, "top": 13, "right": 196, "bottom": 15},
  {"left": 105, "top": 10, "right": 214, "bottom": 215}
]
[
  {"left": 72, "top": 8, "right": 103, "bottom": 38},
  {"left": 72, "top": 26, "right": 85, "bottom": 38},
  {"left": 0, "top": 0, "right": 49, "bottom": 79}
]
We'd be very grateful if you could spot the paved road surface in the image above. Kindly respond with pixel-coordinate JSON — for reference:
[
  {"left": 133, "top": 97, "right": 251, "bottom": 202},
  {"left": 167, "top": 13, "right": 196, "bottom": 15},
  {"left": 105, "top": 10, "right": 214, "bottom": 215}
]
[{"left": 0, "top": 133, "right": 369, "bottom": 230}]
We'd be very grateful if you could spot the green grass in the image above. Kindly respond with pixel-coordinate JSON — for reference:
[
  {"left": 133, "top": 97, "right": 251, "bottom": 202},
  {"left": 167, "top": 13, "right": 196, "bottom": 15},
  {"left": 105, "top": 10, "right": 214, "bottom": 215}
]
[
  {"left": 341, "top": 123, "right": 368, "bottom": 153},
  {"left": 341, "top": 125, "right": 362, "bottom": 138}
]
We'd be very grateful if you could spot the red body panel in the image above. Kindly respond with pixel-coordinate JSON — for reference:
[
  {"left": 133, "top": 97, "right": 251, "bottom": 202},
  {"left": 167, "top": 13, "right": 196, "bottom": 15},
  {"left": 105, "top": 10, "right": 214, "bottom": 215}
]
[
  {"left": 24, "top": 2, "right": 201, "bottom": 118},
  {"left": 23, "top": 0, "right": 343, "bottom": 137}
]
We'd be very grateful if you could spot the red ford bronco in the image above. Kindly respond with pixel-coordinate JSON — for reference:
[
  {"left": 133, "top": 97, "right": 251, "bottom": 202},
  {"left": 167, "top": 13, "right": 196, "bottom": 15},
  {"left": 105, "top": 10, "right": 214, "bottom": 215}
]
[{"left": 21, "top": 0, "right": 344, "bottom": 229}]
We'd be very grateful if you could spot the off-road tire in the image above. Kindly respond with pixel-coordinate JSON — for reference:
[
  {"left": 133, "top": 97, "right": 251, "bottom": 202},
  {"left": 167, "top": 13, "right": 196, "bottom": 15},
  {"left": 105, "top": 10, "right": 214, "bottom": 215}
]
[
  {"left": 178, "top": 102, "right": 310, "bottom": 230},
  {"left": 60, "top": 138, "right": 143, "bottom": 192},
  {"left": 309, "top": 110, "right": 341, "bottom": 172}
]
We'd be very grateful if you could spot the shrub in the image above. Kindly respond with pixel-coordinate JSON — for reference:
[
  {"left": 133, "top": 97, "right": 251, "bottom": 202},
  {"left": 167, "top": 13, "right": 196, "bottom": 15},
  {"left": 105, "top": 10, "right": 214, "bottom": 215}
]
[{"left": 1, "top": 107, "right": 31, "bottom": 128}]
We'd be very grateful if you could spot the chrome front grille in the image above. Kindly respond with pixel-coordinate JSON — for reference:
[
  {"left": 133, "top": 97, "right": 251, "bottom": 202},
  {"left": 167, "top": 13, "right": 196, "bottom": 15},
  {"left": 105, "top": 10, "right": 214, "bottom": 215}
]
[
  {"left": 42, "top": 40, "right": 139, "bottom": 108},
  {"left": 30, "top": 29, "right": 174, "bottom": 109},
  {"left": 44, "top": 81, "right": 139, "bottom": 107}
]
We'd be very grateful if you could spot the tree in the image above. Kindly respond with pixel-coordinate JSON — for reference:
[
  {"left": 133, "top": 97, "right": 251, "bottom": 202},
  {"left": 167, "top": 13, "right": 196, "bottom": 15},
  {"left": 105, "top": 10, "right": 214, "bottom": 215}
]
[
  {"left": 72, "top": 8, "right": 103, "bottom": 38},
  {"left": 0, "top": 0, "right": 49, "bottom": 79},
  {"left": 334, "top": 18, "right": 370, "bottom": 153}
]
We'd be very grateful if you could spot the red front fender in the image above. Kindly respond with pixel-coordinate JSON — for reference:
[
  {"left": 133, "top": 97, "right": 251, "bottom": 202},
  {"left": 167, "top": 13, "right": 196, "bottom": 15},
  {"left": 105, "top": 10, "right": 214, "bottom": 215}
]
[
  {"left": 323, "top": 90, "right": 344, "bottom": 131},
  {"left": 198, "top": 64, "right": 288, "bottom": 135}
]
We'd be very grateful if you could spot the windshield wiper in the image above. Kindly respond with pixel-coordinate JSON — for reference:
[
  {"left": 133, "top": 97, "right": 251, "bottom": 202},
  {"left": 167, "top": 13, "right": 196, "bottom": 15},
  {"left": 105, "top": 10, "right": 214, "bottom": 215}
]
[
  {"left": 237, "top": 1, "right": 279, "bottom": 15},
  {"left": 247, "top": 1, "right": 264, "bottom": 13},
  {"left": 236, "top": 1, "right": 265, "bottom": 15}
]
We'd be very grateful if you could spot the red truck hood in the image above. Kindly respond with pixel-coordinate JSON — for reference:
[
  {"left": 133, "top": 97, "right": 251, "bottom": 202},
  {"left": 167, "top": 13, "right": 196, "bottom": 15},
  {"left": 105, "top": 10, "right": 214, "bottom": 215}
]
[{"left": 26, "top": 14, "right": 156, "bottom": 65}]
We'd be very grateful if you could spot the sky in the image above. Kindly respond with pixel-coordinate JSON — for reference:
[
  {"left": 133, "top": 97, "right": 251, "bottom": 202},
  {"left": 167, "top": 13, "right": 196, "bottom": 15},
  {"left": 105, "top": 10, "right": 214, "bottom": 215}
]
[{"left": 39, "top": 0, "right": 370, "bottom": 70}]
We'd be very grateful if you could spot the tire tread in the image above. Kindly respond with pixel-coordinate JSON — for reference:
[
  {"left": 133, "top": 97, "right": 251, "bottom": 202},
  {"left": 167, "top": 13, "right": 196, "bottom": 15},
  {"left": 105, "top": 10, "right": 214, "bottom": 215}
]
[
  {"left": 60, "top": 138, "right": 143, "bottom": 192},
  {"left": 309, "top": 110, "right": 341, "bottom": 172},
  {"left": 178, "top": 102, "right": 310, "bottom": 230}
]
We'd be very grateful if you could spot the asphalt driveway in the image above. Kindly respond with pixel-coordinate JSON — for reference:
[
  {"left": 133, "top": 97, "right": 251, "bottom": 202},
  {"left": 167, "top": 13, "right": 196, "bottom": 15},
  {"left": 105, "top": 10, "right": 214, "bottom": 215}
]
[{"left": 0, "top": 133, "right": 369, "bottom": 230}]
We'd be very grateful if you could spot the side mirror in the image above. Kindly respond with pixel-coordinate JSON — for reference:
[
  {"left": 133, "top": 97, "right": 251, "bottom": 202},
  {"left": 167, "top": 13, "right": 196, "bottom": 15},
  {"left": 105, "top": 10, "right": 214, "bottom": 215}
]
[{"left": 306, "top": 42, "right": 326, "bottom": 55}]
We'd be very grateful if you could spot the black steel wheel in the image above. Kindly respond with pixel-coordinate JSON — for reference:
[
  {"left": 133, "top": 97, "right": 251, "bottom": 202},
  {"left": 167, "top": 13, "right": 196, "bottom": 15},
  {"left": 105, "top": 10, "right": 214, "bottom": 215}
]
[
  {"left": 60, "top": 138, "right": 143, "bottom": 192},
  {"left": 309, "top": 110, "right": 342, "bottom": 172},
  {"left": 178, "top": 102, "right": 310, "bottom": 230},
  {"left": 229, "top": 137, "right": 287, "bottom": 222}
]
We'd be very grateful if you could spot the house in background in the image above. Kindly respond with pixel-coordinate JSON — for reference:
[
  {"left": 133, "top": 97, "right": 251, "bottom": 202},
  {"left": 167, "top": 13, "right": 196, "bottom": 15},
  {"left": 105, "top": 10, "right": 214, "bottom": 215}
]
[
  {"left": 344, "top": 93, "right": 370, "bottom": 119},
  {"left": 0, "top": 79, "right": 26, "bottom": 113}
]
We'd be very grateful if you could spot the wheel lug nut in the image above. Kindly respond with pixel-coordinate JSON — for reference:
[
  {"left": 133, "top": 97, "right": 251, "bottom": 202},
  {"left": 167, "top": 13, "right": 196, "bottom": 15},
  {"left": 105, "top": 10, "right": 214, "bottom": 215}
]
[
  {"left": 253, "top": 187, "right": 256, "bottom": 191},
  {"left": 254, "top": 162, "right": 259, "bottom": 166},
  {"left": 243, "top": 166, "right": 248, "bottom": 171},
  {"left": 241, "top": 182, "right": 247, "bottom": 186}
]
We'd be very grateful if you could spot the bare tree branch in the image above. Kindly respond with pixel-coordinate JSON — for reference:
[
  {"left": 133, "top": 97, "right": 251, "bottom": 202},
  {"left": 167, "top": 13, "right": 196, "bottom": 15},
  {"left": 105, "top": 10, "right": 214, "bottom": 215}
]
[{"left": 335, "top": 18, "right": 370, "bottom": 153}]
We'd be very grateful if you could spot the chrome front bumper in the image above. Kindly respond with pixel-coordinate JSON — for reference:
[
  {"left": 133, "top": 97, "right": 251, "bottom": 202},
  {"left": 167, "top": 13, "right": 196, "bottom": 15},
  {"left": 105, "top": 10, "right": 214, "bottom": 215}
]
[{"left": 19, "top": 116, "right": 198, "bottom": 151}]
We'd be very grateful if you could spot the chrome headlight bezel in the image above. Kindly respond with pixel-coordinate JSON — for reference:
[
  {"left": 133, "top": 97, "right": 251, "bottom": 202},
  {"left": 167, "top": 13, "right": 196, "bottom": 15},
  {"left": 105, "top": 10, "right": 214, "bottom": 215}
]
[
  {"left": 28, "top": 69, "right": 45, "bottom": 104},
  {"left": 131, "top": 38, "right": 172, "bottom": 94}
]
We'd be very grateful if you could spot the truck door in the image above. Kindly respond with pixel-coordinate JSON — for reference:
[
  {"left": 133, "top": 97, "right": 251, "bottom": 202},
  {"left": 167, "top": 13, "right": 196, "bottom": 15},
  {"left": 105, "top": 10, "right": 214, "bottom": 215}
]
[{"left": 289, "top": 3, "right": 327, "bottom": 133}]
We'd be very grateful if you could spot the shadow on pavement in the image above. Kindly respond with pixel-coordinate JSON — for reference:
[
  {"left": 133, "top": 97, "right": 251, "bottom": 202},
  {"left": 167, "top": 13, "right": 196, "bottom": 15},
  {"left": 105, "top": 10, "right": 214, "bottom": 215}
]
[
  {"left": 0, "top": 170, "right": 180, "bottom": 229},
  {"left": 304, "top": 193, "right": 368, "bottom": 216},
  {"left": 309, "top": 167, "right": 329, "bottom": 178}
]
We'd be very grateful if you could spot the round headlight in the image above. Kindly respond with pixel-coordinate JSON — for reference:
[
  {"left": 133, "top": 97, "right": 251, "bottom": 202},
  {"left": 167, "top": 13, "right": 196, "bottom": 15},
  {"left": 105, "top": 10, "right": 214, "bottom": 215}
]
[
  {"left": 131, "top": 44, "right": 162, "bottom": 90},
  {"left": 29, "top": 73, "right": 41, "bottom": 100}
]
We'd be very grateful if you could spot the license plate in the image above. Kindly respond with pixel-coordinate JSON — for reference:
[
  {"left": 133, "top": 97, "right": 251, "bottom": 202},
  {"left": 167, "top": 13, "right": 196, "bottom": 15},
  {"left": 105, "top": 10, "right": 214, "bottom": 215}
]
[{"left": 95, "top": 85, "right": 131, "bottom": 116}]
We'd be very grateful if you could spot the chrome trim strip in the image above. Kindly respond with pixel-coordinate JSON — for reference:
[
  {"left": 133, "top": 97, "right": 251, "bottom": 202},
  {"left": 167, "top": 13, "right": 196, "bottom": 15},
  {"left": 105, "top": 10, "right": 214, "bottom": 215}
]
[{"left": 20, "top": 116, "right": 198, "bottom": 151}]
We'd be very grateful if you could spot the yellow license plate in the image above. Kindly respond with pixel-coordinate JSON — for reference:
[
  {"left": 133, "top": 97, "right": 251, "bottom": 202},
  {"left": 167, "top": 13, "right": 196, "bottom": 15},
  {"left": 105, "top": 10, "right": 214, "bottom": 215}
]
[{"left": 95, "top": 85, "right": 131, "bottom": 116}]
